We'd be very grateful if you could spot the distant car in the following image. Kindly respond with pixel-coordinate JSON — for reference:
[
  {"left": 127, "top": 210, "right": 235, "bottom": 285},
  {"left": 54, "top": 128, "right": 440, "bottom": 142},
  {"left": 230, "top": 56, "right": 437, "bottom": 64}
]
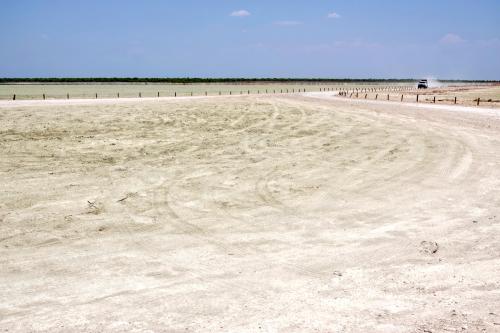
[{"left": 418, "top": 79, "right": 428, "bottom": 89}]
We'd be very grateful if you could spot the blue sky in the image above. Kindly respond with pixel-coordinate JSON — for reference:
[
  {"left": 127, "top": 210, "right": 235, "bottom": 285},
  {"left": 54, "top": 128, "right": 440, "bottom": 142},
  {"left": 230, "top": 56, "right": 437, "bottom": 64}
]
[{"left": 1, "top": 0, "right": 499, "bottom": 79}]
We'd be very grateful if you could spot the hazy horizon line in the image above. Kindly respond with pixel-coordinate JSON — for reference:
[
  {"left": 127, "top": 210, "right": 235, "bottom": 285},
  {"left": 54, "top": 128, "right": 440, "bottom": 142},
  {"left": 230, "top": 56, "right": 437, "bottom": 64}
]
[{"left": 1, "top": 77, "right": 499, "bottom": 83}]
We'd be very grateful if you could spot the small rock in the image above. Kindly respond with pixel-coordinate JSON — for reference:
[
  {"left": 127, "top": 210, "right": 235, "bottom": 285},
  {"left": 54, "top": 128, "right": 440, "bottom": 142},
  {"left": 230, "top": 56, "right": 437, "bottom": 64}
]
[{"left": 420, "top": 241, "right": 439, "bottom": 254}]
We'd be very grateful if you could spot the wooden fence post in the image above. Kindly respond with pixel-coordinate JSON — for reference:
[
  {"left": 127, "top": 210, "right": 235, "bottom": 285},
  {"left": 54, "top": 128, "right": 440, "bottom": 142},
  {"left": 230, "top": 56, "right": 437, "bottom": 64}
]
[
  {"left": 117, "top": 92, "right": 120, "bottom": 98},
  {"left": 157, "top": 92, "right": 160, "bottom": 98},
  {"left": 95, "top": 93, "right": 98, "bottom": 99},
  {"left": 454, "top": 97, "right": 457, "bottom": 104},
  {"left": 12, "top": 94, "right": 16, "bottom": 100},
  {"left": 139, "top": 92, "right": 142, "bottom": 98},
  {"left": 433, "top": 96, "right": 436, "bottom": 103},
  {"left": 401, "top": 94, "right": 403, "bottom": 102},
  {"left": 477, "top": 98, "right": 480, "bottom": 106},
  {"left": 43, "top": 93, "right": 46, "bottom": 100},
  {"left": 375, "top": 94, "right": 378, "bottom": 100},
  {"left": 67, "top": 93, "right": 69, "bottom": 99},
  {"left": 416, "top": 94, "right": 419, "bottom": 103},
  {"left": 175, "top": 92, "right": 177, "bottom": 97},
  {"left": 387, "top": 94, "right": 389, "bottom": 100}
]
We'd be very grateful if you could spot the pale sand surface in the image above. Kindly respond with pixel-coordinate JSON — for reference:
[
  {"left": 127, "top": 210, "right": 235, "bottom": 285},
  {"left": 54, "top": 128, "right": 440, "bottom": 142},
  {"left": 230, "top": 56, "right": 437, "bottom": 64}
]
[
  {"left": 1, "top": 93, "right": 499, "bottom": 332},
  {"left": 338, "top": 85, "right": 500, "bottom": 109},
  {"left": 0, "top": 83, "right": 398, "bottom": 100}
]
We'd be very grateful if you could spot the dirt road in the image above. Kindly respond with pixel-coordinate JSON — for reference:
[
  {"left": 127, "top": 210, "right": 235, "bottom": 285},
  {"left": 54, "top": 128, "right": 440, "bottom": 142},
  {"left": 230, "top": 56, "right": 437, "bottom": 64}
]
[{"left": 1, "top": 94, "right": 499, "bottom": 332}]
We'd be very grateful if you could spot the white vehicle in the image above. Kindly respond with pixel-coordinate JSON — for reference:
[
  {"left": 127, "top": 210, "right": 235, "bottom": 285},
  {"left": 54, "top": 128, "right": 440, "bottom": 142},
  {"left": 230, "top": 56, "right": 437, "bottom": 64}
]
[{"left": 418, "top": 79, "right": 428, "bottom": 89}]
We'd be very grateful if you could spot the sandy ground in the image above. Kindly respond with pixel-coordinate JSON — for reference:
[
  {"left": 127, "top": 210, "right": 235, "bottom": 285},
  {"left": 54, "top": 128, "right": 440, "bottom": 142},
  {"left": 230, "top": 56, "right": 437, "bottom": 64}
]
[
  {"left": 340, "top": 85, "right": 500, "bottom": 109},
  {"left": 0, "top": 83, "right": 406, "bottom": 100},
  {"left": 1, "top": 93, "right": 499, "bottom": 332}
]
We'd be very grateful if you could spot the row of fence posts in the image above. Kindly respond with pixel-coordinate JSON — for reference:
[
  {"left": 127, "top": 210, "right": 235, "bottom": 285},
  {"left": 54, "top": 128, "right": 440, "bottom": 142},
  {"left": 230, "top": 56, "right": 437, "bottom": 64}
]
[
  {"left": 341, "top": 90, "right": 483, "bottom": 106},
  {"left": 11, "top": 87, "right": 317, "bottom": 100},
  {"left": 9, "top": 86, "right": 483, "bottom": 106},
  {"left": 12, "top": 87, "right": 414, "bottom": 100},
  {"left": 10, "top": 86, "right": 415, "bottom": 101},
  {"left": 338, "top": 86, "right": 413, "bottom": 93}
]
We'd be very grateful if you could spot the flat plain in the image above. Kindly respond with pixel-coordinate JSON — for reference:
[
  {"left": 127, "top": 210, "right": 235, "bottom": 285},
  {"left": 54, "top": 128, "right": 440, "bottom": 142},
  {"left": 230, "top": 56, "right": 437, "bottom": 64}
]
[
  {"left": 1, "top": 87, "right": 500, "bottom": 332},
  {"left": 0, "top": 83, "right": 385, "bottom": 100}
]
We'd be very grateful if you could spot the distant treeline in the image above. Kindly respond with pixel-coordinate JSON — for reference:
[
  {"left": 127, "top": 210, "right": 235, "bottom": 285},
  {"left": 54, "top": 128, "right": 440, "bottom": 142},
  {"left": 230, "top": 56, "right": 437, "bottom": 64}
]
[{"left": 0, "top": 77, "right": 498, "bottom": 84}]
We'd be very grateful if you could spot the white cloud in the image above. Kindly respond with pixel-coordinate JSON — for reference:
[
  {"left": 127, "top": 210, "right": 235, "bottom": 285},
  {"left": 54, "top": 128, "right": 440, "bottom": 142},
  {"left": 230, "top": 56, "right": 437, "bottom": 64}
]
[
  {"left": 230, "top": 10, "right": 250, "bottom": 17},
  {"left": 440, "top": 33, "right": 465, "bottom": 45},
  {"left": 274, "top": 20, "right": 302, "bottom": 26},
  {"left": 327, "top": 12, "right": 340, "bottom": 19}
]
